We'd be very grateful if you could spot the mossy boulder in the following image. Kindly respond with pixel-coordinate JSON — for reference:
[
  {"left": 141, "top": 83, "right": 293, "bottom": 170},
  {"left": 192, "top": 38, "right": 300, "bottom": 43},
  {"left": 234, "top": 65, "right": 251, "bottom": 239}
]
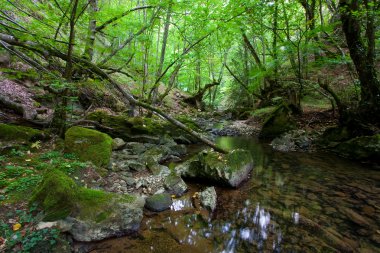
[
  {"left": 31, "top": 170, "right": 144, "bottom": 241},
  {"left": 0, "top": 123, "right": 44, "bottom": 142},
  {"left": 259, "top": 104, "right": 296, "bottom": 139},
  {"left": 177, "top": 149, "right": 253, "bottom": 187},
  {"left": 335, "top": 134, "right": 380, "bottom": 161},
  {"left": 64, "top": 126, "right": 112, "bottom": 167}
]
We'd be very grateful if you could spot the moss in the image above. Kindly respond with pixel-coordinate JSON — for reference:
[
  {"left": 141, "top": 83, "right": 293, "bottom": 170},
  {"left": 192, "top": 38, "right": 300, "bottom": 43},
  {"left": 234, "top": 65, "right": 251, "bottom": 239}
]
[
  {"left": 31, "top": 169, "right": 135, "bottom": 222},
  {"left": 64, "top": 126, "right": 112, "bottom": 167},
  {"left": 86, "top": 111, "right": 201, "bottom": 143},
  {"left": 30, "top": 170, "right": 78, "bottom": 221},
  {"left": 259, "top": 103, "right": 296, "bottom": 139},
  {"left": 0, "top": 124, "right": 44, "bottom": 142},
  {"left": 174, "top": 115, "right": 201, "bottom": 131},
  {"left": 226, "top": 149, "right": 253, "bottom": 173}
]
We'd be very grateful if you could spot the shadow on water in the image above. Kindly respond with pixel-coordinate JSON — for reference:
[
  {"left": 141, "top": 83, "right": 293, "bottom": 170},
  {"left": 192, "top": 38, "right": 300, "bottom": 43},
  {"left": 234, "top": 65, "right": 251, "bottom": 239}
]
[{"left": 90, "top": 137, "right": 380, "bottom": 253}]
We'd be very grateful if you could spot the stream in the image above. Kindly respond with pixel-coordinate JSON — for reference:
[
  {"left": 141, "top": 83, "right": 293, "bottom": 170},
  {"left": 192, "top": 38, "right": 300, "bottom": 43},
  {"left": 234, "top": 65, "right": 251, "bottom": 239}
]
[{"left": 89, "top": 137, "right": 380, "bottom": 253}]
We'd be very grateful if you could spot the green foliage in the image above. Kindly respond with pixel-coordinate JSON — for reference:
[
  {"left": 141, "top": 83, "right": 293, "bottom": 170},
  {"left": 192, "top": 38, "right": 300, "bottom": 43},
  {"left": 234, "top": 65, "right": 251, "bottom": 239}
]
[{"left": 0, "top": 205, "right": 60, "bottom": 253}]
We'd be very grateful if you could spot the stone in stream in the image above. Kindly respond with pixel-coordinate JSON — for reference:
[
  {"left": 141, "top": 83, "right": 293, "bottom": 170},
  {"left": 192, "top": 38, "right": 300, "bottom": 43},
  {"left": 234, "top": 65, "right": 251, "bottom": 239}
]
[
  {"left": 176, "top": 149, "right": 253, "bottom": 188},
  {"left": 199, "top": 187, "right": 217, "bottom": 212},
  {"left": 145, "top": 193, "right": 172, "bottom": 212},
  {"left": 339, "top": 207, "right": 373, "bottom": 228}
]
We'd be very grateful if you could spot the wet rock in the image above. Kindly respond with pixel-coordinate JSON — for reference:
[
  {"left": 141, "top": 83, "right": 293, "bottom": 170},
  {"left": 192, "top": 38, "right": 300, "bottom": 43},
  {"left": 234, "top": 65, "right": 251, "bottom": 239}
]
[
  {"left": 200, "top": 187, "right": 217, "bottom": 212},
  {"left": 362, "top": 205, "right": 375, "bottom": 216},
  {"left": 145, "top": 193, "right": 172, "bottom": 212},
  {"left": 164, "top": 173, "right": 188, "bottom": 197},
  {"left": 112, "top": 138, "right": 126, "bottom": 150},
  {"left": 339, "top": 207, "right": 372, "bottom": 228},
  {"left": 177, "top": 149, "right": 253, "bottom": 187}
]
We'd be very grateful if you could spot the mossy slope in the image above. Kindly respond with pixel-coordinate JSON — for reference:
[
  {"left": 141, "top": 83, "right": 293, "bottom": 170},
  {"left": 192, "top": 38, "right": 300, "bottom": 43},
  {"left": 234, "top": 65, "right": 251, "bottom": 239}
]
[{"left": 0, "top": 123, "right": 44, "bottom": 141}]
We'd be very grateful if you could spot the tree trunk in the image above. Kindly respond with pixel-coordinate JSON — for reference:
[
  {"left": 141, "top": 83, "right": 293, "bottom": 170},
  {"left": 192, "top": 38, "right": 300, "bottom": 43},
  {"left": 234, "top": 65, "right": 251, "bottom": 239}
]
[
  {"left": 339, "top": 0, "right": 380, "bottom": 126},
  {"left": 84, "top": 0, "right": 98, "bottom": 61}
]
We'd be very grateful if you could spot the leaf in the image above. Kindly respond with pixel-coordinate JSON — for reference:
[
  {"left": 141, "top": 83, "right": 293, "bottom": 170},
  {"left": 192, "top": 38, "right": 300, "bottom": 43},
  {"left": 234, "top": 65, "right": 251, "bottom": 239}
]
[
  {"left": 12, "top": 223, "right": 21, "bottom": 231},
  {"left": 31, "top": 141, "right": 41, "bottom": 150}
]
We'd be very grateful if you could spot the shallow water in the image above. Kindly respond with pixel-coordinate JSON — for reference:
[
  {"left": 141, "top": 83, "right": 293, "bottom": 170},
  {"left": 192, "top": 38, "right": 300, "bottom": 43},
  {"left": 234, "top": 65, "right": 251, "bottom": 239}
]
[{"left": 91, "top": 137, "right": 380, "bottom": 253}]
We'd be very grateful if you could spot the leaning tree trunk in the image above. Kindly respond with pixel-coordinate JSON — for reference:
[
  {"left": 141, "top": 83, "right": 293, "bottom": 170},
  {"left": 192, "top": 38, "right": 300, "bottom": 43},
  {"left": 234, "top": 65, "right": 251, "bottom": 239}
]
[
  {"left": 183, "top": 82, "right": 220, "bottom": 110},
  {"left": 0, "top": 33, "right": 228, "bottom": 154}
]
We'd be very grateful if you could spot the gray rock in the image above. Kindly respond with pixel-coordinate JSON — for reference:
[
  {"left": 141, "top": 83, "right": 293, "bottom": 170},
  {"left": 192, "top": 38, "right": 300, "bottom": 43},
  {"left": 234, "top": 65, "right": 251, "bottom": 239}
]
[
  {"left": 125, "top": 160, "right": 146, "bottom": 172},
  {"left": 61, "top": 195, "right": 145, "bottom": 242},
  {"left": 112, "top": 138, "right": 126, "bottom": 150},
  {"left": 164, "top": 173, "right": 188, "bottom": 197},
  {"left": 200, "top": 187, "right": 217, "bottom": 212},
  {"left": 145, "top": 193, "right": 172, "bottom": 212},
  {"left": 147, "top": 163, "right": 170, "bottom": 176}
]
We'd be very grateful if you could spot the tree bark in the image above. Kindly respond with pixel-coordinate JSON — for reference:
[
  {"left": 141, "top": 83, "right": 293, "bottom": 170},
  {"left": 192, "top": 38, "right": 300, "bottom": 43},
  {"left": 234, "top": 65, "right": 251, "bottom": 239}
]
[
  {"left": 83, "top": 0, "right": 98, "bottom": 61},
  {"left": 339, "top": 0, "right": 380, "bottom": 126}
]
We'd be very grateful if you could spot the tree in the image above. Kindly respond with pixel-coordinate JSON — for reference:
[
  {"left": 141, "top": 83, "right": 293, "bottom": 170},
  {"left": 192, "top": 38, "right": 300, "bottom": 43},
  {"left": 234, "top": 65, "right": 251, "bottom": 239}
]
[{"left": 339, "top": 0, "right": 380, "bottom": 127}]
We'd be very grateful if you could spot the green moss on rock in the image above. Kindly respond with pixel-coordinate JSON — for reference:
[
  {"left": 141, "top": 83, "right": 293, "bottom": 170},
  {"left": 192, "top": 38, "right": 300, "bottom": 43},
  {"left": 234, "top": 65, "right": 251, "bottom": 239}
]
[
  {"left": 0, "top": 123, "right": 44, "bottom": 142},
  {"left": 259, "top": 103, "right": 296, "bottom": 139},
  {"left": 178, "top": 149, "right": 253, "bottom": 187},
  {"left": 30, "top": 170, "right": 78, "bottom": 221},
  {"left": 30, "top": 170, "right": 136, "bottom": 222},
  {"left": 64, "top": 126, "right": 112, "bottom": 167}
]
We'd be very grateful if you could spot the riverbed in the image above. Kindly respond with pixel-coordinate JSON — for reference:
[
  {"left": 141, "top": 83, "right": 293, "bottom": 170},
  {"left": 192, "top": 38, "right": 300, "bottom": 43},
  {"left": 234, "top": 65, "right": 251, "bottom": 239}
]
[{"left": 89, "top": 137, "right": 380, "bottom": 253}]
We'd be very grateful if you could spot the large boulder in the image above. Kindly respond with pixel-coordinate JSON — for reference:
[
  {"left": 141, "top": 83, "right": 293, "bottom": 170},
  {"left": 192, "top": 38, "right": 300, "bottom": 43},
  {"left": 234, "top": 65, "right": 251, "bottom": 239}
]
[
  {"left": 64, "top": 126, "right": 112, "bottom": 167},
  {"left": 0, "top": 123, "right": 45, "bottom": 142},
  {"left": 177, "top": 149, "right": 253, "bottom": 187},
  {"left": 259, "top": 103, "right": 296, "bottom": 139},
  {"left": 31, "top": 170, "right": 144, "bottom": 241},
  {"left": 335, "top": 134, "right": 380, "bottom": 161}
]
